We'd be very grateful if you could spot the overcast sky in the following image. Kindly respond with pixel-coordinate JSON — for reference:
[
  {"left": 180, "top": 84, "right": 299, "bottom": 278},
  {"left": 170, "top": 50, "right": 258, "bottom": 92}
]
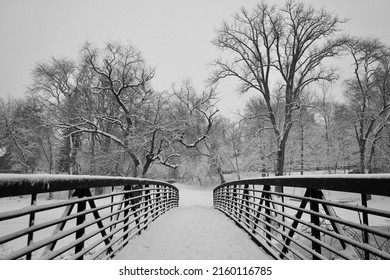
[{"left": 1, "top": 0, "right": 390, "bottom": 117}]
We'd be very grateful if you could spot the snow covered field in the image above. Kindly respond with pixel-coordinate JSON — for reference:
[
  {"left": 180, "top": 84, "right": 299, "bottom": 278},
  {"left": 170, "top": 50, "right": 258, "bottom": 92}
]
[{"left": 274, "top": 187, "right": 390, "bottom": 226}]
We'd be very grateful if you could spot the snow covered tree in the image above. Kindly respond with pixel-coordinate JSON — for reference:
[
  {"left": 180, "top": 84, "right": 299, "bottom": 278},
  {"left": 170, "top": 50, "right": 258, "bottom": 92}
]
[
  {"left": 30, "top": 42, "right": 218, "bottom": 177},
  {"left": 30, "top": 57, "right": 82, "bottom": 175},
  {"left": 211, "top": 0, "right": 346, "bottom": 189},
  {"left": 344, "top": 37, "right": 390, "bottom": 173},
  {"left": 0, "top": 97, "right": 43, "bottom": 173}
]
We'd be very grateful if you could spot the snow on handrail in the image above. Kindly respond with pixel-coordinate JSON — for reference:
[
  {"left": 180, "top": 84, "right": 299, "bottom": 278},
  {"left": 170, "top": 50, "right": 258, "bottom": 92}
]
[
  {"left": 0, "top": 174, "right": 178, "bottom": 198},
  {"left": 217, "top": 174, "right": 390, "bottom": 196}
]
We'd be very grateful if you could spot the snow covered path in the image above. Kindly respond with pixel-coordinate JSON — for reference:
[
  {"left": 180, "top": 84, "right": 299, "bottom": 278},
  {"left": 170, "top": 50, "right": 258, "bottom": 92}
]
[{"left": 114, "top": 184, "right": 272, "bottom": 260}]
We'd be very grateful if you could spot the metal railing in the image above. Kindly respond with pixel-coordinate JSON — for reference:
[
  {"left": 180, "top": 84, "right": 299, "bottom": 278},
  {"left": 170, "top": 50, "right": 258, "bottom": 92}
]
[
  {"left": 213, "top": 174, "right": 390, "bottom": 260},
  {"left": 0, "top": 174, "right": 179, "bottom": 260}
]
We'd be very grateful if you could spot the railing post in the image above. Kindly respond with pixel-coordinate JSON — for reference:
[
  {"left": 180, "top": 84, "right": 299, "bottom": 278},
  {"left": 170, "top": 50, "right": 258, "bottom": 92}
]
[
  {"left": 175, "top": 188, "right": 179, "bottom": 207},
  {"left": 213, "top": 188, "right": 216, "bottom": 208},
  {"left": 155, "top": 184, "right": 161, "bottom": 217},
  {"left": 132, "top": 185, "right": 142, "bottom": 235},
  {"left": 263, "top": 185, "right": 272, "bottom": 243},
  {"left": 281, "top": 189, "right": 310, "bottom": 258},
  {"left": 309, "top": 189, "right": 322, "bottom": 260},
  {"left": 110, "top": 186, "right": 114, "bottom": 232},
  {"left": 220, "top": 186, "right": 225, "bottom": 210},
  {"left": 165, "top": 186, "right": 169, "bottom": 211},
  {"left": 253, "top": 187, "right": 264, "bottom": 235},
  {"left": 167, "top": 186, "right": 173, "bottom": 209},
  {"left": 227, "top": 185, "right": 233, "bottom": 214},
  {"left": 26, "top": 193, "right": 37, "bottom": 260},
  {"left": 143, "top": 185, "right": 150, "bottom": 229},
  {"left": 243, "top": 184, "right": 250, "bottom": 224},
  {"left": 122, "top": 184, "right": 142, "bottom": 241},
  {"left": 224, "top": 186, "right": 229, "bottom": 211},
  {"left": 75, "top": 189, "right": 87, "bottom": 260},
  {"left": 160, "top": 186, "right": 166, "bottom": 215},
  {"left": 232, "top": 185, "right": 238, "bottom": 216},
  {"left": 361, "top": 193, "right": 370, "bottom": 260}
]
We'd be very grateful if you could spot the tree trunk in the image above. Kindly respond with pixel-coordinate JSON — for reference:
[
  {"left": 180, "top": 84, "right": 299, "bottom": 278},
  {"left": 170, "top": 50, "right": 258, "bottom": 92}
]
[
  {"left": 68, "top": 134, "right": 79, "bottom": 199},
  {"left": 300, "top": 110, "right": 304, "bottom": 175},
  {"left": 217, "top": 166, "right": 226, "bottom": 184},
  {"left": 48, "top": 136, "right": 54, "bottom": 199},
  {"left": 69, "top": 134, "right": 80, "bottom": 175},
  {"left": 359, "top": 147, "right": 365, "bottom": 174},
  {"left": 368, "top": 126, "right": 385, "bottom": 173},
  {"left": 142, "top": 156, "right": 153, "bottom": 177},
  {"left": 234, "top": 152, "right": 241, "bottom": 180},
  {"left": 275, "top": 147, "right": 285, "bottom": 192},
  {"left": 325, "top": 129, "right": 331, "bottom": 174},
  {"left": 132, "top": 160, "right": 139, "bottom": 177}
]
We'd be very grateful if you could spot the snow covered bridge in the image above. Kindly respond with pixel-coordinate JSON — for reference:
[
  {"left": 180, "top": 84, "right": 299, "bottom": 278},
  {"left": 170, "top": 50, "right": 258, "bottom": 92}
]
[
  {"left": 114, "top": 185, "right": 271, "bottom": 260},
  {"left": 1, "top": 174, "right": 390, "bottom": 260}
]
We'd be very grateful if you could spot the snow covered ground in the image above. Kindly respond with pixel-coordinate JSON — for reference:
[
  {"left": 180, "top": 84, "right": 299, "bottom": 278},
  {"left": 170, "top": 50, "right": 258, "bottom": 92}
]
[
  {"left": 271, "top": 187, "right": 390, "bottom": 226},
  {"left": 114, "top": 184, "right": 272, "bottom": 260}
]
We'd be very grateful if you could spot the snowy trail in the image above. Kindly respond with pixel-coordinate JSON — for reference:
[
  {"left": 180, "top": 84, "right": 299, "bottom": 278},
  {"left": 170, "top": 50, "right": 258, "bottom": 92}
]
[{"left": 114, "top": 185, "right": 271, "bottom": 260}]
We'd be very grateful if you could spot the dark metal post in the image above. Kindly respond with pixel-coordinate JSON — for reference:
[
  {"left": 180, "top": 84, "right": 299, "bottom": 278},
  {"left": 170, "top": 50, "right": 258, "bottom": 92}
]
[
  {"left": 176, "top": 188, "right": 179, "bottom": 207},
  {"left": 213, "top": 189, "right": 216, "bottom": 208},
  {"left": 110, "top": 186, "right": 114, "bottom": 232},
  {"left": 228, "top": 185, "right": 234, "bottom": 214},
  {"left": 264, "top": 185, "right": 272, "bottom": 243},
  {"left": 143, "top": 185, "right": 150, "bottom": 228},
  {"left": 309, "top": 189, "right": 321, "bottom": 259},
  {"left": 232, "top": 185, "right": 238, "bottom": 215},
  {"left": 26, "top": 193, "right": 37, "bottom": 260},
  {"left": 155, "top": 184, "right": 161, "bottom": 217},
  {"left": 75, "top": 189, "right": 87, "bottom": 260},
  {"left": 243, "top": 184, "right": 250, "bottom": 224},
  {"left": 122, "top": 184, "right": 131, "bottom": 243},
  {"left": 361, "top": 193, "right": 370, "bottom": 260},
  {"left": 224, "top": 186, "right": 229, "bottom": 211}
]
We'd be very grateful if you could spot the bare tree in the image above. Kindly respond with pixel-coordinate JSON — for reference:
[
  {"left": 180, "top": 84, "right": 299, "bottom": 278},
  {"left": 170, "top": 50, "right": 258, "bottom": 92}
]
[
  {"left": 0, "top": 97, "right": 43, "bottom": 173},
  {"left": 296, "top": 95, "right": 315, "bottom": 175},
  {"left": 331, "top": 104, "right": 356, "bottom": 173},
  {"left": 314, "top": 85, "right": 336, "bottom": 173},
  {"left": 30, "top": 57, "right": 81, "bottom": 175},
  {"left": 224, "top": 121, "right": 243, "bottom": 180},
  {"left": 171, "top": 79, "right": 219, "bottom": 149},
  {"left": 240, "top": 96, "right": 276, "bottom": 174},
  {"left": 190, "top": 117, "right": 242, "bottom": 184},
  {"left": 211, "top": 0, "right": 346, "bottom": 187},
  {"left": 344, "top": 37, "right": 390, "bottom": 173},
  {"left": 51, "top": 42, "right": 218, "bottom": 177}
]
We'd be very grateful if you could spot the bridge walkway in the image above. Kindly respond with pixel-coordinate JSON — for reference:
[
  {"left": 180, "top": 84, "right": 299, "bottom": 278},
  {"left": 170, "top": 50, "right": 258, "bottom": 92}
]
[{"left": 114, "top": 184, "right": 272, "bottom": 260}]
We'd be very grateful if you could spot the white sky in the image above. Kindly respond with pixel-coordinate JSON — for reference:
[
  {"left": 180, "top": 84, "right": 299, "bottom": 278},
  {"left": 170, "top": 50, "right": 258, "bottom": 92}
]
[{"left": 1, "top": 0, "right": 390, "bottom": 117}]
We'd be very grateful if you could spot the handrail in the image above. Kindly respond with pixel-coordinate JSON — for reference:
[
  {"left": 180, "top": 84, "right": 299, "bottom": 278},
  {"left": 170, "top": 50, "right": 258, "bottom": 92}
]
[
  {"left": 0, "top": 174, "right": 179, "bottom": 260},
  {"left": 0, "top": 174, "right": 178, "bottom": 197},
  {"left": 213, "top": 174, "right": 390, "bottom": 260}
]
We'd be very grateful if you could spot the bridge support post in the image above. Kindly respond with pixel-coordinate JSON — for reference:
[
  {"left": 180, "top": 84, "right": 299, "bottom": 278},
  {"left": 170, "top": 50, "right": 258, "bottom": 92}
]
[
  {"left": 26, "top": 193, "right": 37, "bottom": 260},
  {"left": 263, "top": 185, "right": 272, "bottom": 244},
  {"left": 232, "top": 185, "right": 238, "bottom": 216},
  {"left": 143, "top": 185, "right": 150, "bottom": 229},
  {"left": 75, "top": 189, "right": 88, "bottom": 260},
  {"left": 309, "top": 189, "right": 322, "bottom": 260},
  {"left": 361, "top": 193, "right": 370, "bottom": 260}
]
